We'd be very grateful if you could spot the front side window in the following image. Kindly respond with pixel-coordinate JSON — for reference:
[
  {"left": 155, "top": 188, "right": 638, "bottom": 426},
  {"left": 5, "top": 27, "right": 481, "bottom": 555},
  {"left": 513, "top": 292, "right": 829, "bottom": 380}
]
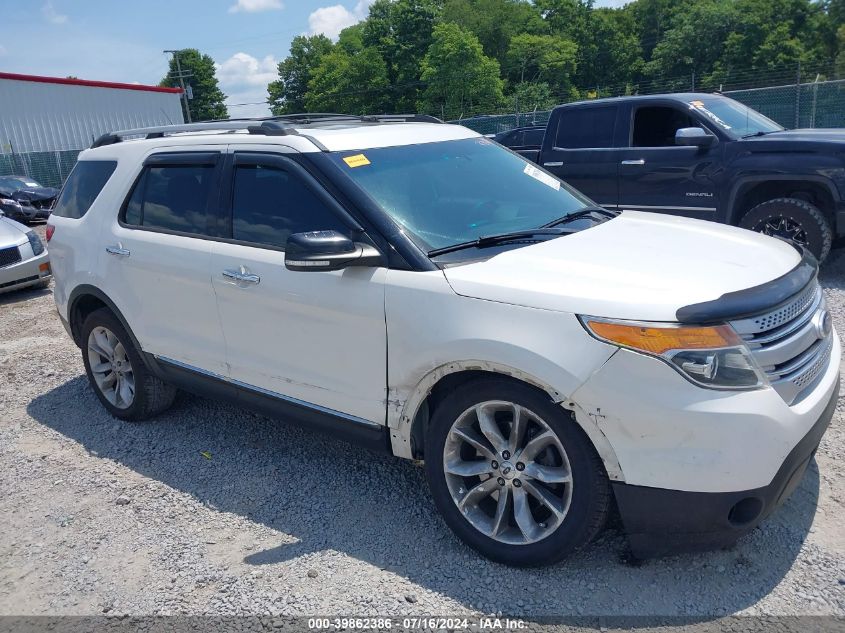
[
  {"left": 52, "top": 160, "right": 117, "bottom": 219},
  {"left": 327, "top": 137, "right": 593, "bottom": 252},
  {"left": 632, "top": 106, "right": 698, "bottom": 147},
  {"left": 555, "top": 106, "right": 617, "bottom": 149},
  {"left": 123, "top": 164, "right": 215, "bottom": 234},
  {"left": 231, "top": 163, "right": 348, "bottom": 249}
]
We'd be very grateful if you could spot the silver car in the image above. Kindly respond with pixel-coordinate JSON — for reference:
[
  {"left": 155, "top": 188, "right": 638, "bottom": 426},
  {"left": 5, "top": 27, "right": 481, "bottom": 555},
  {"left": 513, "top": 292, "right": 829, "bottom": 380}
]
[{"left": 0, "top": 211, "right": 51, "bottom": 294}]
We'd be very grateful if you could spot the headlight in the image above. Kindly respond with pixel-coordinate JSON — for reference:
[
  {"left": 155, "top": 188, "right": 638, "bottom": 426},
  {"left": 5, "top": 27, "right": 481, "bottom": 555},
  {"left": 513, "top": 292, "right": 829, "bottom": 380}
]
[
  {"left": 581, "top": 317, "right": 768, "bottom": 390},
  {"left": 26, "top": 231, "right": 45, "bottom": 256},
  {"left": 0, "top": 198, "right": 21, "bottom": 207}
]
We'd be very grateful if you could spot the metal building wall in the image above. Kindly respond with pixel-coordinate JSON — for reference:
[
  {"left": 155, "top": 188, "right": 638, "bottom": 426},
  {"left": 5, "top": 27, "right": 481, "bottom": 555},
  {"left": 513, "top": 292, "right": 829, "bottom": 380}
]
[{"left": 0, "top": 76, "right": 185, "bottom": 153}]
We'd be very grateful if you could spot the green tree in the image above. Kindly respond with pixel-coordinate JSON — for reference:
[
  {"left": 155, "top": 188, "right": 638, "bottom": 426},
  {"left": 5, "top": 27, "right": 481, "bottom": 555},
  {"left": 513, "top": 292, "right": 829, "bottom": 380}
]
[
  {"left": 362, "top": 0, "right": 441, "bottom": 111},
  {"left": 306, "top": 47, "right": 391, "bottom": 113},
  {"left": 509, "top": 81, "right": 559, "bottom": 112},
  {"left": 442, "top": 0, "right": 546, "bottom": 66},
  {"left": 505, "top": 33, "right": 577, "bottom": 95},
  {"left": 160, "top": 49, "right": 227, "bottom": 121},
  {"left": 418, "top": 22, "right": 504, "bottom": 119},
  {"left": 267, "top": 34, "right": 334, "bottom": 115}
]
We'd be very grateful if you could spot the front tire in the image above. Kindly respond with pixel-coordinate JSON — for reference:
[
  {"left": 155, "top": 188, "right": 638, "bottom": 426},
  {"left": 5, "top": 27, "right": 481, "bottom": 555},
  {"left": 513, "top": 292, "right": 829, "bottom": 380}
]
[
  {"left": 739, "top": 197, "right": 833, "bottom": 262},
  {"left": 81, "top": 308, "right": 177, "bottom": 421},
  {"left": 424, "top": 378, "right": 610, "bottom": 566}
]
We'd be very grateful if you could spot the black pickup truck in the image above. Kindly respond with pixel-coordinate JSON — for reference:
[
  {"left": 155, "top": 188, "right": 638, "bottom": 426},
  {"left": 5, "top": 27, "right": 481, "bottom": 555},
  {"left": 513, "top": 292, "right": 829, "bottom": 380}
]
[{"left": 515, "top": 93, "right": 845, "bottom": 261}]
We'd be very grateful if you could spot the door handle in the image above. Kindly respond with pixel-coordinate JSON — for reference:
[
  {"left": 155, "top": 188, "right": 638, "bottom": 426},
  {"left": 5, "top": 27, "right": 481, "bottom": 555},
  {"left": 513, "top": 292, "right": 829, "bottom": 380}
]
[
  {"left": 543, "top": 161, "right": 564, "bottom": 167},
  {"left": 222, "top": 268, "right": 260, "bottom": 285},
  {"left": 106, "top": 244, "right": 130, "bottom": 257},
  {"left": 621, "top": 159, "right": 645, "bottom": 165}
]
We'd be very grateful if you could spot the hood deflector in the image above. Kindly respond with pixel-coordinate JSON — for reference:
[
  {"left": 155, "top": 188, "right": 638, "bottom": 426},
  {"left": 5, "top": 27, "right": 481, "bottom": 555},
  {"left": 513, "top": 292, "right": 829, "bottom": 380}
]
[{"left": 676, "top": 249, "right": 818, "bottom": 323}]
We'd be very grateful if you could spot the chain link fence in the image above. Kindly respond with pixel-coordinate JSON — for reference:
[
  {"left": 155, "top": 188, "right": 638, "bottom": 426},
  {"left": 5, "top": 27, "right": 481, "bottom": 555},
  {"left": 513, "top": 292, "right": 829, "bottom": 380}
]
[
  {"left": 453, "top": 77, "right": 845, "bottom": 136},
  {"left": 0, "top": 148, "right": 81, "bottom": 189}
]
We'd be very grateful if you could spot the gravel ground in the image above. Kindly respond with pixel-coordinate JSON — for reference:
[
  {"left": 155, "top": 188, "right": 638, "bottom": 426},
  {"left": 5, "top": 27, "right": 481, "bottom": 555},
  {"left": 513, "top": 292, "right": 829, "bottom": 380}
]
[{"left": 0, "top": 224, "right": 843, "bottom": 620}]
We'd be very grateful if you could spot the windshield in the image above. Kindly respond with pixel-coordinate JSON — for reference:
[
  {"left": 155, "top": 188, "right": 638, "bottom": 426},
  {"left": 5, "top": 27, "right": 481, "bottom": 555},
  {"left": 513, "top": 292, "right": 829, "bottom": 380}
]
[
  {"left": 0, "top": 177, "right": 42, "bottom": 189},
  {"left": 689, "top": 97, "right": 783, "bottom": 138},
  {"left": 327, "top": 137, "right": 592, "bottom": 252}
]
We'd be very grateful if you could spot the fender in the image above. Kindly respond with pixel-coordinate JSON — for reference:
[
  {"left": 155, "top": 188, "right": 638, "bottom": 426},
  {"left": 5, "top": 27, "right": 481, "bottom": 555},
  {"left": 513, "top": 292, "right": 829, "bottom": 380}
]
[
  {"left": 726, "top": 173, "right": 841, "bottom": 225},
  {"left": 66, "top": 284, "right": 151, "bottom": 369},
  {"left": 388, "top": 359, "right": 625, "bottom": 482}
]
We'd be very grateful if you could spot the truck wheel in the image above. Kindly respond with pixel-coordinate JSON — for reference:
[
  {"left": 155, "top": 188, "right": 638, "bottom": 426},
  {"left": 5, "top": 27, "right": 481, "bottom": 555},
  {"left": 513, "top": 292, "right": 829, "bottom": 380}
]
[
  {"left": 739, "top": 197, "right": 833, "bottom": 262},
  {"left": 424, "top": 378, "right": 610, "bottom": 567},
  {"left": 81, "top": 308, "right": 177, "bottom": 421}
]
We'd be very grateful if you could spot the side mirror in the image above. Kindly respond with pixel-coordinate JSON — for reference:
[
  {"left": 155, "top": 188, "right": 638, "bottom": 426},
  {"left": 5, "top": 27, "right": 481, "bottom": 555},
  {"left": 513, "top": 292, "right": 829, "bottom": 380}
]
[
  {"left": 675, "top": 127, "right": 715, "bottom": 147},
  {"left": 285, "top": 230, "right": 383, "bottom": 272}
]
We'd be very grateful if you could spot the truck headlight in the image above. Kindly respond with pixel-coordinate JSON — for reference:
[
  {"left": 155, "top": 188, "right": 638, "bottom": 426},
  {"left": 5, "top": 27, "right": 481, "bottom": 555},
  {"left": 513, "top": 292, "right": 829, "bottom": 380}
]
[
  {"left": 26, "top": 230, "right": 45, "bottom": 256},
  {"left": 1, "top": 198, "right": 21, "bottom": 207},
  {"left": 580, "top": 317, "right": 767, "bottom": 390}
]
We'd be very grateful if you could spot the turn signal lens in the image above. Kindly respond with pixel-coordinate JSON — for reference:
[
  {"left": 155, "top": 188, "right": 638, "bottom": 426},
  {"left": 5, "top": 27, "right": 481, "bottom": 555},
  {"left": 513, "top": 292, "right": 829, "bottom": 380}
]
[
  {"left": 581, "top": 317, "right": 767, "bottom": 391},
  {"left": 584, "top": 320, "right": 742, "bottom": 355}
]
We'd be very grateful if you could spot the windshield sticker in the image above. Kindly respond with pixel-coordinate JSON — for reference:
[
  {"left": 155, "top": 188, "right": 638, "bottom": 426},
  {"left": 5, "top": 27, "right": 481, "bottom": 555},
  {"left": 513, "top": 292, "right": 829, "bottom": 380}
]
[
  {"left": 689, "top": 101, "right": 731, "bottom": 130},
  {"left": 342, "top": 154, "right": 371, "bottom": 168},
  {"left": 523, "top": 164, "right": 560, "bottom": 191}
]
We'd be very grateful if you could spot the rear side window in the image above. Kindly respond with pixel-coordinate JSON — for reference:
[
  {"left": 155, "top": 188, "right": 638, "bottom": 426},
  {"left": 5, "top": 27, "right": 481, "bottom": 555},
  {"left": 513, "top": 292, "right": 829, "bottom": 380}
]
[
  {"left": 52, "top": 160, "right": 117, "bottom": 219},
  {"left": 231, "top": 164, "right": 348, "bottom": 249},
  {"left": 554, "top": 106, "right": 617, "bottom": 149},
  {"left": 123, "top": 164, "right": 216, "bottom": 235}
]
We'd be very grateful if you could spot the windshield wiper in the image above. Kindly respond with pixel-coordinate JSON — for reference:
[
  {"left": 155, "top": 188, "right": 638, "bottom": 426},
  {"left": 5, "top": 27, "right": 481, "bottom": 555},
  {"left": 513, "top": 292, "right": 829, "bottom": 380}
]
[
  {"left": 541, "top": 206, "right": 619, "bottom": 228},
  {"left": 427, "top": 227, "right": 576, "bottom": 257},
  {"left": 741, "top": 130, "right": 776, "bottom": 139}
]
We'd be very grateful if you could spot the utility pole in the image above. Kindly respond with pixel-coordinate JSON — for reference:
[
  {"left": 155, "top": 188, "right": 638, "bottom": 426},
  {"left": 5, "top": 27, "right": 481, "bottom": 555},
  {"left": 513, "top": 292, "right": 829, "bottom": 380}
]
[{"left": 164, "top": 49, "right": 193, "bottom": 123}]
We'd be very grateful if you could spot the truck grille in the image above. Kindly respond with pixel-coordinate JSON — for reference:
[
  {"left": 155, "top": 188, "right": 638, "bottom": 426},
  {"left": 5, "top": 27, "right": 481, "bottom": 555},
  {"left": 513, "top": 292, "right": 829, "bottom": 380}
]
[
  {"left": 730, "top": 280, "right": 833, "bottom": 405},
  {"left": 0, "top": 245, "right": 22, "bottom": 268}
]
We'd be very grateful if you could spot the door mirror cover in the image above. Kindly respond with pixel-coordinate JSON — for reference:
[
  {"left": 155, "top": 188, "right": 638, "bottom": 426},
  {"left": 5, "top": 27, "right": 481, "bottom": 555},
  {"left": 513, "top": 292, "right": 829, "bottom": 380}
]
[
  {"left": 285, "top": 230, "right": 382, "bottom": 272},
  {"left": 675, "top": 127, "right": 715, "bottom": 147}
]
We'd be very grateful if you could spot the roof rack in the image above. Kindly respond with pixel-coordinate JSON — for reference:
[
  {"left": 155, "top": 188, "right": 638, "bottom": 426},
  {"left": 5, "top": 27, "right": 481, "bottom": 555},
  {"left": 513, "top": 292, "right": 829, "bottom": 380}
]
[{"left": 90, "top": 113, "right": 444, "bottom": 148}]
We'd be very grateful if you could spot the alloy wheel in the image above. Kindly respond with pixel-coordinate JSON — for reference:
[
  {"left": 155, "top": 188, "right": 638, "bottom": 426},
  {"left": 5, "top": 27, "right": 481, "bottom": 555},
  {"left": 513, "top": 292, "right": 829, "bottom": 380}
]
[
  {"left": 756, "top": 216, "right": 809, "bottom": 248},
  {"left": 443, "top": 400, "right": 573, "bottom": 545},
  {"left": 87, "top": 326, "right": 135, "bottom": 409}
]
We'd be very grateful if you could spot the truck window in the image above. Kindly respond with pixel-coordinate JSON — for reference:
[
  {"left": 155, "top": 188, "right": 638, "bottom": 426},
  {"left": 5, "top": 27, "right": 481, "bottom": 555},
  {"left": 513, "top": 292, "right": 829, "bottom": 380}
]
[
  {"left": 632, "top": 106, "right": 697, "bottom": 147},
  {"left": 554, "top": 106, "right": 617, "bottom": 149}
]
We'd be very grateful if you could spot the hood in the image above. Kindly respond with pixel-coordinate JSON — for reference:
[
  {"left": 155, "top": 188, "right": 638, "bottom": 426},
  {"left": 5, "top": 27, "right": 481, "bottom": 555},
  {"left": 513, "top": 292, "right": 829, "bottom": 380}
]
[
  {"left": 12, "top": 186, "right": 59, "bottom": 203},
  {"left": 0, "top": 215, "right": 29, "bottom": 246},
  {"left": 740, "top": 128, "right": 845, "bottom": 145},
  {"left": 442, "top": 211, "right": 801, "bottom": 322}
]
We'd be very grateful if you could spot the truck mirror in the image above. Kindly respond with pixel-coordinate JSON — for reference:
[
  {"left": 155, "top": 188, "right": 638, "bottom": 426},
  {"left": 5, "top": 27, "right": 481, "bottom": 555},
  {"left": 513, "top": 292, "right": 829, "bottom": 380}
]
[{"left": 675, "top": 127, "right": 715, "bottom": 147}]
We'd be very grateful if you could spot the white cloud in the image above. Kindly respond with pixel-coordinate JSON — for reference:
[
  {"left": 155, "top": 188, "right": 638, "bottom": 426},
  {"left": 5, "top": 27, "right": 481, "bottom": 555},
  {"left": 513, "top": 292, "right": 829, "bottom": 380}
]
[
  {"left": 41, "top": 1, "right": 68, "bottom": 24},
  {"left": 216, "top": 52, "right": 278, "bottom": 88},
  {"left": 228, "top": 0, "right": 283, "bottom": 13},
  {"left": 307, "top": 0, "right": 374, "bottom": 40},
  {"left": 216, "top": 52, "right": 278, "bottom": 119},
  {"left": 0, "top": 45, "right": 7, "bottom": 56}
]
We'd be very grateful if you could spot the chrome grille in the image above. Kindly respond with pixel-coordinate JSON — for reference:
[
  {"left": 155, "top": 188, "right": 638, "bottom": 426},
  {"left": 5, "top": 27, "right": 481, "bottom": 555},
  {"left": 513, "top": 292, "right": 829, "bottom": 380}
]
[{"left": 730, "top": 281, "right": 833, "bottom": 405}]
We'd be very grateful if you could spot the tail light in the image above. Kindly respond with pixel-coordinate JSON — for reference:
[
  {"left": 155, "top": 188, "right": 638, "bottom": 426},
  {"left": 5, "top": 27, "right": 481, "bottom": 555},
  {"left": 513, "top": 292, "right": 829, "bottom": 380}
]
[{"left": 46, "top": 224, "right": 55, "bottom": 242}]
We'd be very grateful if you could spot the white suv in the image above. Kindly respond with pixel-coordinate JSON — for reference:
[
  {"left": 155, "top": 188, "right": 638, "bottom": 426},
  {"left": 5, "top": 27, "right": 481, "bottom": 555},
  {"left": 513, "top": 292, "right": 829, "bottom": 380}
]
[{"left": 49, "top": 116, "right": 840, "bottom": 566}]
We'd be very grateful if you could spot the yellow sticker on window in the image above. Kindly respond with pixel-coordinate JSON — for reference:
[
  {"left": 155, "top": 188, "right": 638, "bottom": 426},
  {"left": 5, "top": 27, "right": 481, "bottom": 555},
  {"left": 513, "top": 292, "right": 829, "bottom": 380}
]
[{"left": 342, "top": 154, "right": 371, "bottom": 168}]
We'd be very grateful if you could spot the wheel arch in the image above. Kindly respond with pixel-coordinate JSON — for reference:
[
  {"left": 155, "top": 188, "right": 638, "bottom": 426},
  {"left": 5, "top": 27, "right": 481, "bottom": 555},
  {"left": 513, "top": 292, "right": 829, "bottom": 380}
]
[
  {"left": 67, "top": 285, "right": 144, "bottom": 358},
  {"left": 388, "top": 361, "right": 624, "bottom": 482},
  {"left": 727, "top": 175, "right": 839, "bottom": 226}
]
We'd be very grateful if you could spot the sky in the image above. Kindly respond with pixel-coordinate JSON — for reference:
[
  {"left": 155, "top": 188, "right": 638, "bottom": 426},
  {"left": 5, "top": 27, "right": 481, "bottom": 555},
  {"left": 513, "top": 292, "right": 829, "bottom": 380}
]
[{"left": 0, "top": 0, "right": 627, "bottom": 118}]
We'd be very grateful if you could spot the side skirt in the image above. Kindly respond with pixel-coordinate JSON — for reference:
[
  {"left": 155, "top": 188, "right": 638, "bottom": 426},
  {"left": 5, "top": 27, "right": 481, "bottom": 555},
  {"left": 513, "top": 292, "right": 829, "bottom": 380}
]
[{"left": 146, "top": 354, "right": 391, "bottom": 454}]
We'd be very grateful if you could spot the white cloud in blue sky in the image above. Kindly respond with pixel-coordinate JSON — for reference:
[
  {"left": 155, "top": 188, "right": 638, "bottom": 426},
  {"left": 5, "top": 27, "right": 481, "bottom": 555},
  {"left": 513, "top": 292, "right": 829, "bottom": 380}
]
[{"left": 1, "top": 0, "right": 630, "bottom": 118}]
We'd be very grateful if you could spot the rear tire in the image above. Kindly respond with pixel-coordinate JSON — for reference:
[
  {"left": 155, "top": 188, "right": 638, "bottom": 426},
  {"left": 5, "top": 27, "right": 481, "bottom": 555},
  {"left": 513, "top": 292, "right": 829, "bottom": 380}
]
[
  {"left": 739, "top": 197, "right": 833, "bottom": 262},
  {"left": 80, "top": 308, "right": 176, "bottom": 421},
  {"left": 424, "top": 378, "right": 610, "bottom": 567}
]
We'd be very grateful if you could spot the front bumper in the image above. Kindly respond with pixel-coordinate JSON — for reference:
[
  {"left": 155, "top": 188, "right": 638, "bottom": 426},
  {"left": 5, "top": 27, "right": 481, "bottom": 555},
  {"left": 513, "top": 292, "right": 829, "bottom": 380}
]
[
  {"left": 0, "top": 249, "right": 51, "bottom": 294},
  {"left": 613, "top": 379, "right": 838, "bottom": 558}
]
